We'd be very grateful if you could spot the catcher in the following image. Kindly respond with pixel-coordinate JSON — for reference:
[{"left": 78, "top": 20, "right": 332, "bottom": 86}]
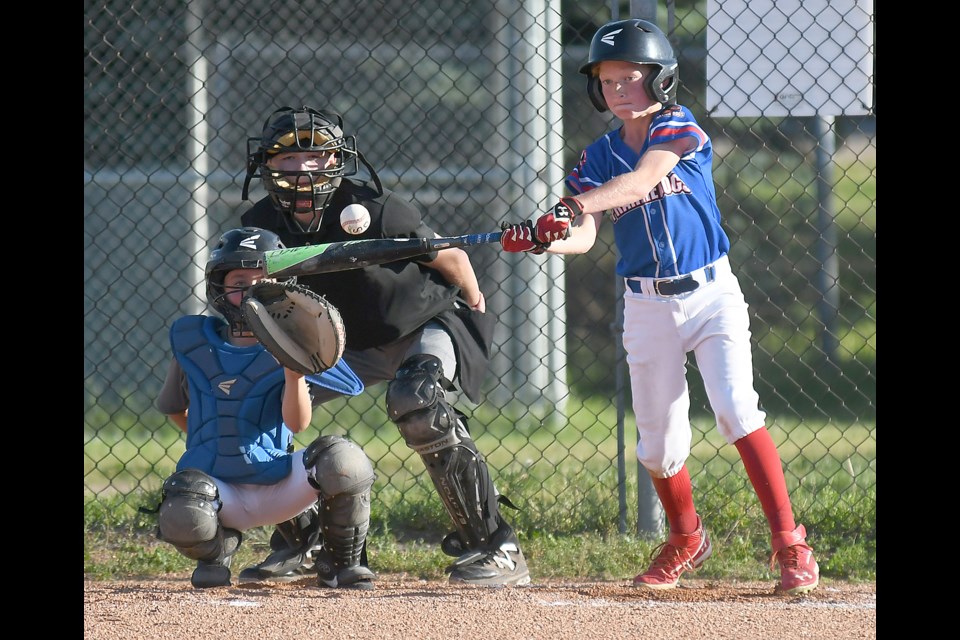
[
  {"left": 152, "top": 226, "right": 377, "bottom": 590},
  {"left": 237, "top": 105, "right": 529, "bottom": 587}
]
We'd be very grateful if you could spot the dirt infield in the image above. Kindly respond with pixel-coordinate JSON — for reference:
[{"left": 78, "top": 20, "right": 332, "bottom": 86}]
[{"left": 84, "top": 575, "right": 875, "bottom": 639}]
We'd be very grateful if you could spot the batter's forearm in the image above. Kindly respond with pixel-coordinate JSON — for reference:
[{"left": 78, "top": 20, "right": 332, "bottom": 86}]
[{"left": 545, "top": 214, "right": 601, "bottom": 255}]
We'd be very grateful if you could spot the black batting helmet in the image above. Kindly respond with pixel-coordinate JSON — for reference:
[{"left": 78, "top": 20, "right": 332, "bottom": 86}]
[
  {"left": 241, "top": 106, "right": 359, "bottom": 234},
  {"left": 579, "top": 19, "right": 679, "bottom": 112},
  {"left": 205, "top": 227, "right": 293, "bottom": 335}
]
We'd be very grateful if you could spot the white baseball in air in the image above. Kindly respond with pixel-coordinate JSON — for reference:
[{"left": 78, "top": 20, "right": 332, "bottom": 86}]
[{"left": 340, "top": 204, "right": 371, "bottom": 235}]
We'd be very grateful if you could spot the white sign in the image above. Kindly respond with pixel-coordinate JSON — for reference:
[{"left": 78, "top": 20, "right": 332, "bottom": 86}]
[{"left": 705, "top": 0, "right": 874, "bottom": 117}]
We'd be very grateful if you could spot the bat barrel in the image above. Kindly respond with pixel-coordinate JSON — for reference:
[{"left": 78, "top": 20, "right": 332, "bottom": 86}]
[{"left": 264, "top": 232, "right": 502, "bottom": 277}]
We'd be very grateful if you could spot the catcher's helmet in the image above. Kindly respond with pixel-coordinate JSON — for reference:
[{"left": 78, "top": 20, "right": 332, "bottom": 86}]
[
  {"left": 241, "top": 106, "right": 359, "bottom": 234},
  {"left": 579, "top": 19, "right": 678, "bottom": 112},
  {"left": 205, "top": 227, "right": 293, "bottom": 335}
]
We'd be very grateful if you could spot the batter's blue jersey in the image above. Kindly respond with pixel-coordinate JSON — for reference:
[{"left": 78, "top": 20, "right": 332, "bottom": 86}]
[{"left": 565, "top": 104, "right": 730, "bottom": 279}]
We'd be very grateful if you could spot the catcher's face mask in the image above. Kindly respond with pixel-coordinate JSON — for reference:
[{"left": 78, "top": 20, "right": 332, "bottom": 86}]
[
  {"left": 220, "top": 268, "right": 267, "bottom": 309},
  {"left": 242, "top": 106, "right": 359, "bottom": 234},
  {"left": 205, "top": 227, "right": 295, "bottom": 337}
]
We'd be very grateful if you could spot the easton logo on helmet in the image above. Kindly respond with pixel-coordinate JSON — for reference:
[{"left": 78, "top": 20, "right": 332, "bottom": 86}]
[
  {"left": 239, "top": 235, "right": 261, "bottom": 249},
  {"left": 601, "top": 29, "right": 622, "bottom": 46}
]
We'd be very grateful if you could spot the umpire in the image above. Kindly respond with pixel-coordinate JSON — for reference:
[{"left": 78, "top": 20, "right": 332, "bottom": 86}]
[{"left": 237, "top": 105, "right": 530, "bottom": 587}]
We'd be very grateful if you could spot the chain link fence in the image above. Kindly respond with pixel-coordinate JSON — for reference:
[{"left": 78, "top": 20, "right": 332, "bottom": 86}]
[{"left": 84, "top": 0, "right": 876, "bottom": 535}]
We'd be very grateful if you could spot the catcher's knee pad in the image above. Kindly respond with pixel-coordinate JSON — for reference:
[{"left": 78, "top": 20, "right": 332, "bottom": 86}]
[
  {"left": 303, "top": 435, "right": 375, "bottom": 572},
  {"left": 386, "top": 354, "right": 500, "bottom": 549},
  {"left": 303, "top": 435, "right": 376, "bottom": 498},
  {"left": 156, "top": 469, "right": 239, "bottom": 562}
]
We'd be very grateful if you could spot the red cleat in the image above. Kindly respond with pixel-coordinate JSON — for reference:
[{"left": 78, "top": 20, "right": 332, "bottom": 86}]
[
  {"left": 771, "top": 524, "right": 820, "bottom": 595},
  {"left": 633, "top": 516, "right": 712, "bottom": 589}
]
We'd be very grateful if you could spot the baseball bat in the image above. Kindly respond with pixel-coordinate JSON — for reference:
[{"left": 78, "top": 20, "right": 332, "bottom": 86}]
[{"left": 262, "top": 231, "right": 503, "bottom": 277}]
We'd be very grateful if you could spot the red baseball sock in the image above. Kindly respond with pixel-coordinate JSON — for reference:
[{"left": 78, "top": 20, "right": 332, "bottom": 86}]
[
  {"left": 651, "top": 465, "right": 699, "bottom": 534},
  {"left": 735, "top": 427, "right": 797, "bottom": 534}
]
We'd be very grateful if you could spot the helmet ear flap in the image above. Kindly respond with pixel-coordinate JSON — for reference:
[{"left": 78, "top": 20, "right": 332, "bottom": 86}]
[
  {"left": 647, "top": 62, "right": 679, "bottom": 106},
  {"left": 586, "top": 75, "right": 608, "bottom": 113}
]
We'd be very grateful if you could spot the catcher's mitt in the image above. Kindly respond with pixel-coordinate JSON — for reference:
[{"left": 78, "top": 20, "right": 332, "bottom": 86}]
[{"left": 241, "top": 281, "right": 346, "bottom": 375}]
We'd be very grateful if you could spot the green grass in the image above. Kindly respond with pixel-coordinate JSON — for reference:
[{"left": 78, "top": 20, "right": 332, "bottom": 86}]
[
  {"left": 85, "top": 393, "right": 875, "bottom": 584},
  {"left": 84, "top": 465, "right": 875, "bottom": 584},
  {"left": 85, "top": 390, "right": 876, "bottom": 495}
]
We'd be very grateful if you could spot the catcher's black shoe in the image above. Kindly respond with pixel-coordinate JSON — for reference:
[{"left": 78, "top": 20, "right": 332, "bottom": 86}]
[
  {"left": 191, "top": 529, "right": 242, "bottom": 589},
  {"left": 237, "top": 533, "right": 323, "bottom": 583},
  {"left": 314, "top": 546, "right": 376, "bottom": 590},
  {"left": 239, "top": 508, "right": 326, "bottom": 584},
  {"left": 237, "top": 548, "right": 319, "bottom": 584},
  {"left": 192, "top": 559, "right": 232, "bottom": 588},
  {"left": 445, "top": 521, "right": 531, "bottom": 587}
]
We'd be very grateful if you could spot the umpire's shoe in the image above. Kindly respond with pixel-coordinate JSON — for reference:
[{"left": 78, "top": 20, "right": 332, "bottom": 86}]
[{"left": 446, "top": 521, "right": 531, "bottom": 587}]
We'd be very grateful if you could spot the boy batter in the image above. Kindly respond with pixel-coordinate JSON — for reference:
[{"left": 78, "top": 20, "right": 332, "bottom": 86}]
[{"left": 500, "top": 19, "right": 819, "bottom": 595}]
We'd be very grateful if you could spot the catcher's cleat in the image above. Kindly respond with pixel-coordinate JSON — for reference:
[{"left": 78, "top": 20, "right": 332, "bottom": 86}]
[
  {"left": 446, "top": 522, "right": 530, "bottom": 587},
  {"left": 237, "top": 546, "right": 322, "bottom": 584},
  {"left": 313, "top": 546, "right": 376, "bottom": 590},
  {"left": 191, "top": 559, "right": 233, "bottom": 588},
  {"left": 239, "top": 508, "right": 325, "bottom": 584},
  {"left": 633, "top": 516, "right": 712, "bottom": 590},
  {"left": 771, "top": 524, "right": 819, "bottom": 595}
]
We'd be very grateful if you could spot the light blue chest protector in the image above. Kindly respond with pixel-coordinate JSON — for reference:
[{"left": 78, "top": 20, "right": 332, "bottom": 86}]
[{"left": 171, "top": 315, "right": 294, "bottom": 484}]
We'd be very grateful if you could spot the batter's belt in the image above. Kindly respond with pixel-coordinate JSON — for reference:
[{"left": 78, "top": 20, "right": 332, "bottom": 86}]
[{"left": 625, "top": 255, "right": 729, "bottom": 297}]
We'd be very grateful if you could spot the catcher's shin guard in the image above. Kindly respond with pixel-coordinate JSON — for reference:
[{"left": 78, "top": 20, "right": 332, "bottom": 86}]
[
  {"left": 303, "top": 435, "right": 377, "bottom": 588},
  {"left": 387, "top": 354, "right": 501, "bottom": 550},
  {"left": 154, "top": 469, "right": 242, "bottom": 588}
]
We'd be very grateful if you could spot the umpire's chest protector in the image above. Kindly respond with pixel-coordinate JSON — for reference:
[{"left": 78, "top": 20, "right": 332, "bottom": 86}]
[{"left": 170, "top": 315, "right": 293, "bottom": 484}]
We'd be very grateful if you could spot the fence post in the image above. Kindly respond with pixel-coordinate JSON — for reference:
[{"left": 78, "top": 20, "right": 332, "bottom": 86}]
[{"left": 812, "top": 115, "right": 840, "bottom": 360}]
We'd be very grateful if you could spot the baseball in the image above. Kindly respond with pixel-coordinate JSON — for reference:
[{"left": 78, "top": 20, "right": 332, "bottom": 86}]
[{"left": 340, "top": 204, "right": 371, "bottom": 235}]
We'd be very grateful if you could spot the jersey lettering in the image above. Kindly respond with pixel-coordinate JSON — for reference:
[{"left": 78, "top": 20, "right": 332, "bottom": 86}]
[{"left": 609, "top": 174, "right": 692, "bottom": 222}]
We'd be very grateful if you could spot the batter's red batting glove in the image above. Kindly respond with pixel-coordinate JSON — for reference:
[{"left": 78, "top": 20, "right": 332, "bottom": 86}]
[
  {"left": 535, "top": 197, "right": 583, "bottom": 244},
  {"left": 500, "top": 220, "right": 550, "bottom": 254}
]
